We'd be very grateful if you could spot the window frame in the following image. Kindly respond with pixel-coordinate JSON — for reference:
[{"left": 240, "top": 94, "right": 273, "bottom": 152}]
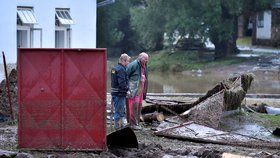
[
  {"left": 31, "top": 28, "right": 43, "bottom": 48},
  {"left": 55, "top": 26, "right": 71, "bottom": 48},
  {"left": 257, "top": 12, "right": 264, "bottom": 28}
]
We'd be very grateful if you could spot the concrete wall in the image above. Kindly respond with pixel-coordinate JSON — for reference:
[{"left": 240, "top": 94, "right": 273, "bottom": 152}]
[{"left": 0, "top": 0, "right": 96, "bottom": 63}]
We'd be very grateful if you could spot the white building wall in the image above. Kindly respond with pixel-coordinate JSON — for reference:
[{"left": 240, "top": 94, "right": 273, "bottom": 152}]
[
  {"left": 0, "top": 1, "right": 17, "bottom": 63},
  {"left": 256, "top": 11, "right": 272, "bottom": 39},
  {"left": 0, "top": 0, "right": 96, "bottom": 63}
]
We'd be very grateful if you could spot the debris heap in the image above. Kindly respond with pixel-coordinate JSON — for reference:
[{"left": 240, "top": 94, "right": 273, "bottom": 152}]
[
  {"left": 143, "top": 73, "right": 254, "bottom": 128},
  {"left": 0, "top": 69, "right": 18, "bottom": 119}
]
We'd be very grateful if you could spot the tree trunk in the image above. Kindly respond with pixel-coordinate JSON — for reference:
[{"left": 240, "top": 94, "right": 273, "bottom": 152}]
[
  {"left": 213, "top": 39, "right": 239, "bottom": 59},
  {"left": 213, "top": 1, "right": 239, "bottom": 59},
  {"left": 251, "top": 13, "right": 257, "bottom": 45},
  {"left": 154, "top": 33, "right": 164, "bottom": 50}
]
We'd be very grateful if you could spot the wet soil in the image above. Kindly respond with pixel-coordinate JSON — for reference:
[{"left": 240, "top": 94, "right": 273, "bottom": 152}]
[
  {"left": 0, "top": 54, "right": 279, "bottom": 157},
  {"left": 0, "top": 98, "right": 279, "bottom": 158}
]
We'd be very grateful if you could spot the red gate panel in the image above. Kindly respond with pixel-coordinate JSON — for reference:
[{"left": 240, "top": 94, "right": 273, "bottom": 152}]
[{"left": 18, "top": 48, "right": 107, "bottom": 150}]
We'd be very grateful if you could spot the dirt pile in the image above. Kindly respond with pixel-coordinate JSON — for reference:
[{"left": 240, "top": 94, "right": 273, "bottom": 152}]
[{"left": 0, "top": 69, "right": 18, "bottom": 120}]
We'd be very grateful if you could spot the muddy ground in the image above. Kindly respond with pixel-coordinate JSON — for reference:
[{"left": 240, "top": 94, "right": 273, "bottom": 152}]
[
  {"left": 0, "top": 97, "right": 279, "bottom": 158},
  {"left": 0, "top": 53, "right": 279, "bottom": 157}
]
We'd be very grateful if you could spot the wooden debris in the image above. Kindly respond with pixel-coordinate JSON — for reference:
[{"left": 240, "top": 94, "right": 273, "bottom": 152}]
[
  {"left": 142, "top": 112, "right": 164, "bottom": 123},
  {"left": 143, "top": 98, "right": 194, "bottom": 114}
]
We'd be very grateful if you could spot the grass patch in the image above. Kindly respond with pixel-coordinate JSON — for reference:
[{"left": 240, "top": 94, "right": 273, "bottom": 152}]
[
  {"left": 258, "top": 114, "right": 280, "bottom": 127},
  {"left": 237, "top": 37, "right": 252, "bottom": 46},
  {"left": 148, "top": 50, "right": 250, "bottom": 72}
]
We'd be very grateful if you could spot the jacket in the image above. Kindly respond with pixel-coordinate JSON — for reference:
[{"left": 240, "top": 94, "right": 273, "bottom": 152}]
[
  {"left": 111, "top": 63, "right": 129, "bottom": 97},
  {"left": 126, "top": 59, "right": 148, "bottom": 98}
]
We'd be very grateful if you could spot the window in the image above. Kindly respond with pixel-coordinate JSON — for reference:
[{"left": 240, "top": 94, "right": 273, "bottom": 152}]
[
  {"left": 55, "top": 9, "right": 73, "bottom": 48},
  {"left": 55, "top": 9, "right": 74, "bottom": 25},
  {"left": 17, "top": 29, "right": 29, "bottom": 48},
  {"left": 17, "top": 7, "right": 38, "bottom": 24},
  {"left": 273, "top": 0, "right": 280, "bottom": 8},
  {"left": 55, "top": 30, "right": 65, "bottom": 48},
  {"left": 31, "top": 28, "right": 42, "bottom": 48},
  {"left": 17, "top": 7, "right": 41, "bottom": 48},
  {"left": 257, "top": 12, "right": 264, "bottom": 28}
]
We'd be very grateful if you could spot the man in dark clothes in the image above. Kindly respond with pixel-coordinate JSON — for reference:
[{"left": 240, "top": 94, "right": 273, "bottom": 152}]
[{"left": 111, "top": 53, "right": 131, "bottom": 129}]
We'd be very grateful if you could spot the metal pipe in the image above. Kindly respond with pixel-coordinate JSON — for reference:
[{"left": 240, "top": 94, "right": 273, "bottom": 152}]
[{"left": 2, "top": 51, "right": 14, "bottom": 120}]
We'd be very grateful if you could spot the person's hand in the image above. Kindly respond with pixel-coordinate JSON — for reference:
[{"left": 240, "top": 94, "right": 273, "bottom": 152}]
[
  {"left": 141, "top": 74, "right": 145, "bottom": 83},
  {"left": 127, "top": 91, "right": 131, "bottom": 98}
]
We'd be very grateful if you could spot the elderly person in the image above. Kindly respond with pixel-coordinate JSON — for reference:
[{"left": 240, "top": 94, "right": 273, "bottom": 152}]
[
  {"left": 126, "top": 52, "right": 149, "bottom": 130},
  {"left": 111, "top": 53, "right": 131, "bottom": 130}
]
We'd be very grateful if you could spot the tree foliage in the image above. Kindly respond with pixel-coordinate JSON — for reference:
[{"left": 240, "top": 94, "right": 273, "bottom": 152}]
[
  {"left": 97, "top": 0, "right": 273, "bottom": 57},
  {"left": 97, "top": 0, "right": 141, "bottom": 56},
  {"left": 130, "top": 0, "right": 166, "bottom": 50}
]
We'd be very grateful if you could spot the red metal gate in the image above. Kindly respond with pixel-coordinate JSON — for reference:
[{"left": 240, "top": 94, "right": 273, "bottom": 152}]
[{"left": 18, "top": 48, "right": 107, "bottom": 150}]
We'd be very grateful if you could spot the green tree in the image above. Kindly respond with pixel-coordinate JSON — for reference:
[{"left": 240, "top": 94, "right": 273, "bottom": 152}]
[
  {"left": 130, "top": 0, "right": 166, "bottom": 51},
  {"left": 129, "top": 0, "right": 273, "bottom": 58},
  {"left": 97, "top": 0, "right": 141, "bottom": 56}
]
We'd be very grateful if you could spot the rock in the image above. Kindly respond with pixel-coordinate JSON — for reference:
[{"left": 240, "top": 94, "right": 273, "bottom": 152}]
[
  {"left": 265, "top": 106, "right": 280, "bottom": 115},
  {"left": 194, "top": 149, "right": 222, "bottom": 158},
  {"left": 46, "top": 154, "right": 57, "bottom": 158},
  {"left": 15, "top": 153, "right": 33, "bottom": 158},
  {"left": 272, "top": 127, "right": 280, "bottom": 136},
  {"left": 0, "top": 149, "right": 17, "bottom": 158},
  {"left": 100, "top": 151, "right": 118, "bottom": 158}
]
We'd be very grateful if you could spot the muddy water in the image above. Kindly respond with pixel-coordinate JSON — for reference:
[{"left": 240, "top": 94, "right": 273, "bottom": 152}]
[
  {"left": 1, "top": 62, "right": 278, "bottom": 94},
  {"left": 107, "top": 67, "right": 280, "bottom": 94},
  {"left": 147, "top": 70, "right": 280, "bottom": 94},
  {"left": 220, "top": 111, "right": 280, "bottom": 142}
]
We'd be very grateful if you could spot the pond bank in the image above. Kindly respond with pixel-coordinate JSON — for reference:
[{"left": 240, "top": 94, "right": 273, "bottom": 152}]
[{"left": 147, "top": 93, "right": 280, "bottom": 99}]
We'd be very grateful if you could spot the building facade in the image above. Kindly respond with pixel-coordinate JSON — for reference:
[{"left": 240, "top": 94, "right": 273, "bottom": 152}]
[
  {"left": 254, "top": 8, "right": 280, "bottom": 47},
  {"left": 237, "top": 0, "right": 280, "bottom": 47},
  {"left": 0, "top": 0, "right": 97, "bottom": 63}
]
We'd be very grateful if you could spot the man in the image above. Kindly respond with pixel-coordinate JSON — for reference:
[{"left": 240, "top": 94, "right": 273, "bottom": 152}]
[
  {"left": 111, "top": 53, "right": 131, "bottom": 130},
  {"left": 126, "top": 52, "right": 149, "bottom": 130}
]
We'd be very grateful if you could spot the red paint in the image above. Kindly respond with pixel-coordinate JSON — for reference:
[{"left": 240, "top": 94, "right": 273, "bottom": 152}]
[{"left": 18, "top": 48, "right": 107, "bottom": 150}]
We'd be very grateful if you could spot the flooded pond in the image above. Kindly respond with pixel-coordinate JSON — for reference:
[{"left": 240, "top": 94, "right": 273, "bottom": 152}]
[
  {"left": 147, "top": 70, "right": 279, "bottom": 94},
  {"left": 0, "top": 59, "right": 279, "bottom": 94},
  {"left": 107, "top": 65, "right": 280, "bottom": 94}
]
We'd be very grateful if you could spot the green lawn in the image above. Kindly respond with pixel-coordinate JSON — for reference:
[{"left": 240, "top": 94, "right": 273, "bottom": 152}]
[
  {"left": 148, "top": 50, "right": 251, "bottom": 72},
  {"left": 237, "top": 37, "right": 252, "bottom": 46}
]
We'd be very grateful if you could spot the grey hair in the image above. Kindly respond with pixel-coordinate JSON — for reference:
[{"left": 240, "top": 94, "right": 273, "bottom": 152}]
[
  {"left": 138, "top": 52, "right": 149, "bottom": 60},
  {"left": 119, "top": 53, "right": 131, "bottom": 63}
]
